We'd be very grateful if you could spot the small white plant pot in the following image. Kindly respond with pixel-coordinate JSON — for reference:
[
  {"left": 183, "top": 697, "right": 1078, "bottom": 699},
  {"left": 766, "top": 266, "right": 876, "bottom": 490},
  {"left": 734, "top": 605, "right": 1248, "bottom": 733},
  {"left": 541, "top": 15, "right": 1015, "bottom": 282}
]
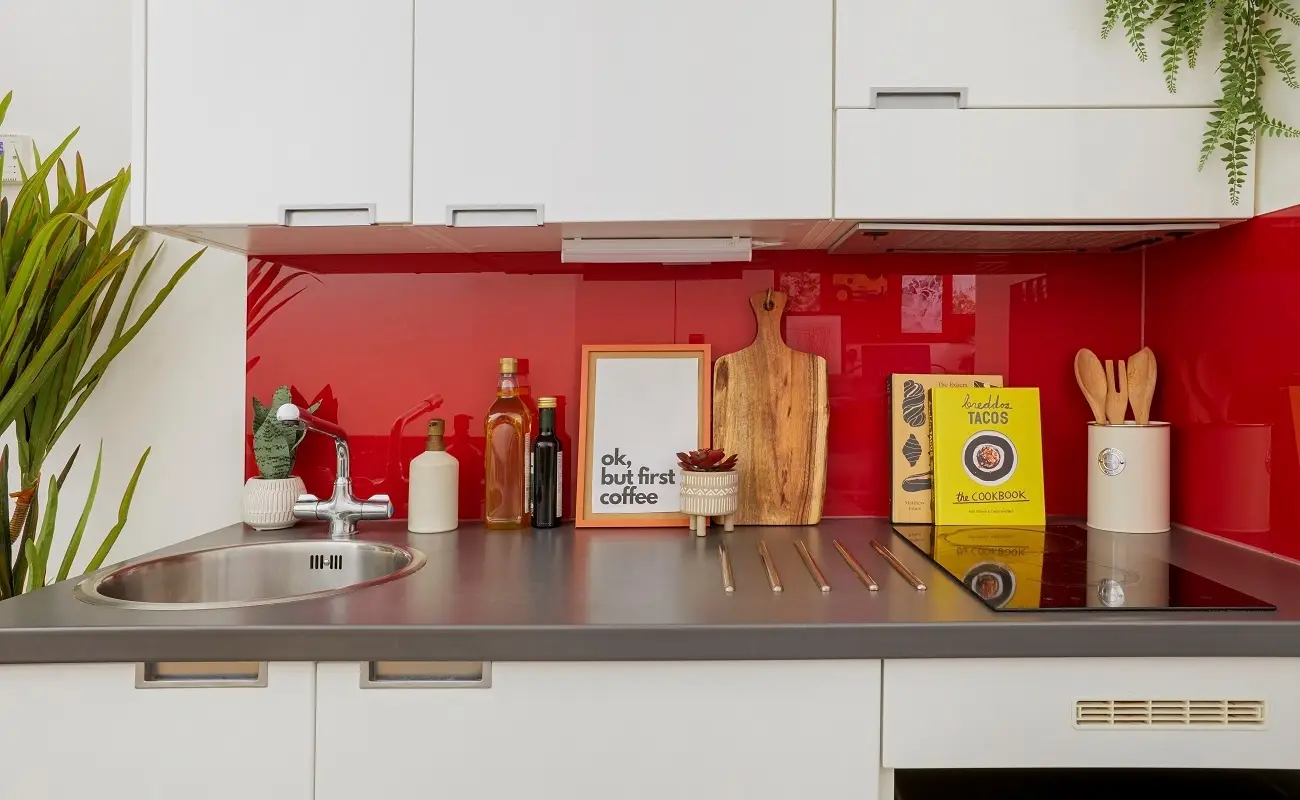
[
  {"left": 679, "top": 470, "right": 740, "bottom": 536},
  {"left": 242, "top": 476, "right": 305, "bottom": 530}
]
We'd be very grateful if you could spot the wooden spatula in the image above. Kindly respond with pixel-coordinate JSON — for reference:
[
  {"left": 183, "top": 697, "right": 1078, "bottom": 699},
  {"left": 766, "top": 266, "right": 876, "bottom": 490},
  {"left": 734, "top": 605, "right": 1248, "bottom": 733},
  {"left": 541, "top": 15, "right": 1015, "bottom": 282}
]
[
  {"left": 1104, "top": 359, "right": 1129, "bottom": 425},
  {"left": 1126, "top": 347, "right": 1157, "bottom": 425},
  {"left": 1074, "top": 349, "right": 1107, "bottom": 425}
]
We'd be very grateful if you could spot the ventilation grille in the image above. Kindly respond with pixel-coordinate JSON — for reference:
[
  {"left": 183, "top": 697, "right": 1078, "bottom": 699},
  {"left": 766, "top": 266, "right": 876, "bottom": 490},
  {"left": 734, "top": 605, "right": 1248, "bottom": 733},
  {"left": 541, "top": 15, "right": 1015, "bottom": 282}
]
[{"left": 1075, "top": 699, "right": 1265, "bottom": 728}]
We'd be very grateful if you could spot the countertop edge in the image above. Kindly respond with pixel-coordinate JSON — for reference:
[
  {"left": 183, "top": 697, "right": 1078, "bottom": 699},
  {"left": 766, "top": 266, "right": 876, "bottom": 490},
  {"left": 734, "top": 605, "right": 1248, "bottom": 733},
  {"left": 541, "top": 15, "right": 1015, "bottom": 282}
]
[{"left": 5, "top": 620, "right": 1300, "bottom": 664}]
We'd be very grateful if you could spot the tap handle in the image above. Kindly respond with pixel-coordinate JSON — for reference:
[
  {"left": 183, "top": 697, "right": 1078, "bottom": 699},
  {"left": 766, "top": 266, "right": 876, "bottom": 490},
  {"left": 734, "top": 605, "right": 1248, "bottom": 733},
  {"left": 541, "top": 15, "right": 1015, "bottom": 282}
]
[
  {"left": 293, "top": 493, "right": 323, "bottom": 519},
  {"left": 361, "top": 494, "right": 395, "bottom": 520}
]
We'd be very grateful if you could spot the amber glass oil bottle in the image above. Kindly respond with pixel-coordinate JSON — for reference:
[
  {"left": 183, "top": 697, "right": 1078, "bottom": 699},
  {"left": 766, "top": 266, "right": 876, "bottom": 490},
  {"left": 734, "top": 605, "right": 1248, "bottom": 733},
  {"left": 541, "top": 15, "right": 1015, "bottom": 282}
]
[{"left": 484, "top": 357, "right": 532, "bottom": 529}]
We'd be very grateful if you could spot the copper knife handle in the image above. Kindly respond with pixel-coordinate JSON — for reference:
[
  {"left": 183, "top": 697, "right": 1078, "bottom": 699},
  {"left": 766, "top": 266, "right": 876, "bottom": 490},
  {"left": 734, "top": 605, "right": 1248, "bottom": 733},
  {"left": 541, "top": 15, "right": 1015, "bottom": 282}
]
[
  {"left": 718, "top": 544, "right": 735, "bottom": 594},
  {"left": 758, "top": 541, "right": 783, "bottom": 593},
  {"left": 794, "top": 541, "right": 830, "bottom": 593},
  {"left": 871, "top": 540, "right": 927, "bottom": 591},
  {"left": 833, "top": 540, "right": 878, "bottom": 591}
]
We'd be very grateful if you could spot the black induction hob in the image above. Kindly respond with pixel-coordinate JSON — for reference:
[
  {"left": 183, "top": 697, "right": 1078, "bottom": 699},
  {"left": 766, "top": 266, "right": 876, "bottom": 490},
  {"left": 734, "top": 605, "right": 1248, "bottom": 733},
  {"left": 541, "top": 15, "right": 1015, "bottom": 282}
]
[{"left": 893, "top": 524, "right": 1275, "bottom": 612}]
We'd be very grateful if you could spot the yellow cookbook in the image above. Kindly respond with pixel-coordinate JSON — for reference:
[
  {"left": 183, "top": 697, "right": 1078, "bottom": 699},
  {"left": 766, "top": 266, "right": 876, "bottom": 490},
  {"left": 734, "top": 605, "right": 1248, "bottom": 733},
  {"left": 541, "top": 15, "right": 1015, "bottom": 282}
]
[
  {"left": 888, "top": 374, "right": 1002, "bottom": 523},
  {"left": 930, "top": 387, "right": 1045, "bottom": 526}
]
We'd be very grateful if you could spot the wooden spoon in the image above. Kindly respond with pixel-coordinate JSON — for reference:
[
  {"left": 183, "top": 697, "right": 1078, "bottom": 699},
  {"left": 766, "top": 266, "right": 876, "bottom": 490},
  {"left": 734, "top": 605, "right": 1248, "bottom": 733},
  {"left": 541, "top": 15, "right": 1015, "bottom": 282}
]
[
  {"left": 1104, "top": 359, "right": 1129, "bottom": 425},
  {"left": 1126, "top": 347, "right": 1157, "bottom": 425},
  {"left": 1074, "top": 349, "right": 1107, "bottom": 425}
]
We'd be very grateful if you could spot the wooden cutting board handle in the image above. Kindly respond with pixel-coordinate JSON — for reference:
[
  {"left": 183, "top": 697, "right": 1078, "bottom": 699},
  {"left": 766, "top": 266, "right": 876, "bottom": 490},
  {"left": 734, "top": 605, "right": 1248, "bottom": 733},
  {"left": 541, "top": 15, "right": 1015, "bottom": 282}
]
[{"left": 749, "top": 289, "right": 788, "bottom": 349}]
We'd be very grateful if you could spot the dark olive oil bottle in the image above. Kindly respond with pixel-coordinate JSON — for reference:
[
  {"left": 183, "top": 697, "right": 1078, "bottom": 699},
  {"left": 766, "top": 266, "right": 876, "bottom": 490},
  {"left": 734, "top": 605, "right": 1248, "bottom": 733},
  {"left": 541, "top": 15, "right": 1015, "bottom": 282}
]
[{"left": 531, "top": 397, "right": 562, "bottom": 528}]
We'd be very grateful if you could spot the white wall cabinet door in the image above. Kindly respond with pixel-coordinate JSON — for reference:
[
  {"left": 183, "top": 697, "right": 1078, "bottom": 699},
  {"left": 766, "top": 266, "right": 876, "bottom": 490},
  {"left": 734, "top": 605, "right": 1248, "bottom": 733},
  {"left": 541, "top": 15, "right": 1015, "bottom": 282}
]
[
  {"left": 836, "top": 108, "right": 1251, "bottom": 221},
  {"left": 413, "top": 1, "right": 832, "bottom": 225},
  {"left": 144, "top": 0, "right": 414, "bottom": 226},
  {"left": 316, "top": 660, "right": 881, "bottom": 800},
  {"left": 837, "top": 0, "right": 1221, "bottom": 109},
  {"left": 0, "top": 662, "right": 314, "bottom": 800}
]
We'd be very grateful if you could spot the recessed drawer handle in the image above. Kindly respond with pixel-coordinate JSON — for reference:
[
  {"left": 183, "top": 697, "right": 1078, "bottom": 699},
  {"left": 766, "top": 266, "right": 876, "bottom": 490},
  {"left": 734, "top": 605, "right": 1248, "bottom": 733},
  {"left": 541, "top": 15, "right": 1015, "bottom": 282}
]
[
  {"left": 280, "top": 203, "right": 376, "bottom": 227},
  {"left": 871, "top": 87, "right": 967, "bottom": 109},
  {"left": 362, "top": 661, "right": 492, "bottom": 689},
  {"left": 446, "top": 204, "right": 544, "bottom": 228},
  {"left": 136, "top": 661, "right": 267, "bottom": 688}
]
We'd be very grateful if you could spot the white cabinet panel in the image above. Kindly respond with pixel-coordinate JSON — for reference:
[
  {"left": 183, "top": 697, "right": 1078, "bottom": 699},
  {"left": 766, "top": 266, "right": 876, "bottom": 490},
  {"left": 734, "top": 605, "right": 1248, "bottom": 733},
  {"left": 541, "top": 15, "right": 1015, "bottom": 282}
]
[
  {"left": 414, "top": 1, "right": 832, "bottom": 224},
  {"left": 884, "top": 658, "right": 1300, "bottom": 769},
  {"left": 145, "top": 0, "right": 413, "bottom": 226},
  {"left": 316, "top": 660, "right": 881, "bottom": 799},
  {"left": 836, "top": 108, "right": 1250, "bottom": 221},
  {"left": 837, "top": 0, "right": 1221, "bottom": 108},
  {"left": 0, "top": 662, "right": 314, "bottom": 800}
]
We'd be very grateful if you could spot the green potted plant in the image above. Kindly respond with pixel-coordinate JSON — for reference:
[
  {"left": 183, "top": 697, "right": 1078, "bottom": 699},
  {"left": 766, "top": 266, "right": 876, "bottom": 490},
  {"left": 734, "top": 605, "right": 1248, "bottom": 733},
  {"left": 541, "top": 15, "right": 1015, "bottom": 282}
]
[
  {"left": 677, "top": 448, "right": 740, "bottom": 536},
  {"left": 0, "top": 91, "right": 200, "bottom": 599},
  {"left": 244, "top": 386, "right": 319, "bottom": 529}
]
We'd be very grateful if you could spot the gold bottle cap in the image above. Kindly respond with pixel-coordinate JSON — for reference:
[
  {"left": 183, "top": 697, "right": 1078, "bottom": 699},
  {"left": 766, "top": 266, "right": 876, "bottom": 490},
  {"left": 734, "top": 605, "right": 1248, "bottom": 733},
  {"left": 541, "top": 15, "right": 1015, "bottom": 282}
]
[
  {"left": 537, "top": 397, "right": 557, "bottom": 408},
  {"left": 499, "top": 357, "right": 518, "bottom": 373},
  {"left": 427, "top": 418, "right": 445, "bottom": 436}
]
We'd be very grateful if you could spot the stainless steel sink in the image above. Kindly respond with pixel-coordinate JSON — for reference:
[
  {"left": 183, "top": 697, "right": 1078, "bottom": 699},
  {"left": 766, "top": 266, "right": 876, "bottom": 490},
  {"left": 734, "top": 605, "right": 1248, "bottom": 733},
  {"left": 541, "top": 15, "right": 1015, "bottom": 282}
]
[{"left": 73, "top": 540, "right": 425, "bottom": 610}]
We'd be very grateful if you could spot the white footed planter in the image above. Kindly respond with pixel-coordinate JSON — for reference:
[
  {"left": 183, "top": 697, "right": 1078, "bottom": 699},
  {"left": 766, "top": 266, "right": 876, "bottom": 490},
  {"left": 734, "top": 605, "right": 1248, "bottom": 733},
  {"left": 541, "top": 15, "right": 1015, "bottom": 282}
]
[
  {"left": 242, "top": 476, "right": 305, "bottom": 530},
  {"left": 1087, "top": 422, "right": 1170, "bottom": 533},
  {"left": 679, "top": 470, "right": 740, "bottom": 536}
]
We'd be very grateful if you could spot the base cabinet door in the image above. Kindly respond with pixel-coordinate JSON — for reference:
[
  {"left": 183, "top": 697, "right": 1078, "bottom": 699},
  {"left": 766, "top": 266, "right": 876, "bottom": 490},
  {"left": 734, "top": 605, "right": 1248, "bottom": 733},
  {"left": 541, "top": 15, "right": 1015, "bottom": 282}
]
[
  {"left": 0, "top": 662, "right": 314, "bottom": 800},
  {"left": 316, "top": 660, "right": 882, "bottom": 800}
]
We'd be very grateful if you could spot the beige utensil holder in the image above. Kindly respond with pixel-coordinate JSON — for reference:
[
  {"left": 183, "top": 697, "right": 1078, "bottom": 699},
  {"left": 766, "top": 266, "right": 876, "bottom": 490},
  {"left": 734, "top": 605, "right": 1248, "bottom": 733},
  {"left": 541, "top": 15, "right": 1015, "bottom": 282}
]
[{"left": 1087, "top": 422, "right": 1170, "bottom": 533}]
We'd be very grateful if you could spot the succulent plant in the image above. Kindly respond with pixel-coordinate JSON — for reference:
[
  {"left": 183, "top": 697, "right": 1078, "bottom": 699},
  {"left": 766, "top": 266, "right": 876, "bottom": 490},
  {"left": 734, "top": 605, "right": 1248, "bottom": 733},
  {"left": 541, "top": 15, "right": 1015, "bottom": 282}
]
[
  {"left": 677, "top": 449, "right": 739, "bottom": 472},
  {"left": 251, "top": 386, "right": 319, "bottom": 480}
]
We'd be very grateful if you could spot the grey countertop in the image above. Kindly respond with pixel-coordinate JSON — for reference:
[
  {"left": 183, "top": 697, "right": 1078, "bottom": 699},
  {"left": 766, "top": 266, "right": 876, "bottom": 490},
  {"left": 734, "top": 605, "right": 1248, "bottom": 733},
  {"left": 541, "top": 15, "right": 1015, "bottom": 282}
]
[{"left": 1, "top": 518, "right": 1299, "bottom": 664}]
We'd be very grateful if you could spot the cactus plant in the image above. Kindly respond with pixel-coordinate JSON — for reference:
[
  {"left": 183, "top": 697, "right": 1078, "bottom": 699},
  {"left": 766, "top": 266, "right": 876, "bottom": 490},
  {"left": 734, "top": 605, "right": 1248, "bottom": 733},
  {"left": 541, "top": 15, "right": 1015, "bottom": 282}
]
[
  {"left": 251, "top": 386, "right": 319, "bottom": 480},
  {"left": 676, "top": 449, "right": 739, "bottom": 472}
]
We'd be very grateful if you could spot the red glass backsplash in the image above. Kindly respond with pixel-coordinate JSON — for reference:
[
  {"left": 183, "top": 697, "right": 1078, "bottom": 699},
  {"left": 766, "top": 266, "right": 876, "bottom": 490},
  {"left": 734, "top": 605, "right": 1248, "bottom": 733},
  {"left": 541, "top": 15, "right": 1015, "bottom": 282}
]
[
  {"left": 246, "top": 250, "right": 1142, "bottom": 520},
  {"left": 1145, "top": 210, "right": 1300, "bottom": 561}
]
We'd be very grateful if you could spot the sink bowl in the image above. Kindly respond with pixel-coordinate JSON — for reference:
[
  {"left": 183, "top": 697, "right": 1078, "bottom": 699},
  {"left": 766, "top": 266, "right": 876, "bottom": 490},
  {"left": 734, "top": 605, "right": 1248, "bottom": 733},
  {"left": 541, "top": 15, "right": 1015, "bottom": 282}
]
[{"left": 73, "top": 540, "right": 425, "bottom": 610}]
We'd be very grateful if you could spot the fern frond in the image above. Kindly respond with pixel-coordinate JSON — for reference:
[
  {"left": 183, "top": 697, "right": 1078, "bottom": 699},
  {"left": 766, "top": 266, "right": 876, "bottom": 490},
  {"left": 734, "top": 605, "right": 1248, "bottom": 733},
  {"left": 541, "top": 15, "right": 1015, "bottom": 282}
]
[
  {"left": 1103, "top": 0, "right": 1125, "bottom": 38},
  {"left": 1121, "top": 0, "right": 1156, "bottom": 60},
  {"left": 1264, "top": 0, "right": 1300, "bottom": 26},
  {"left": 1256, "top": 26, "right": 1300, "bottom": 87}
]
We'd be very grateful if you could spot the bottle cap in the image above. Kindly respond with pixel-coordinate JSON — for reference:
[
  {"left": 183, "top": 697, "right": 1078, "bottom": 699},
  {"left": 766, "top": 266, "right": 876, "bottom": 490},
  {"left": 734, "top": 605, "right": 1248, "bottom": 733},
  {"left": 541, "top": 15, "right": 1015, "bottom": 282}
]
[
  {"left": 538, "top": 397, "right": 557, "bottom": 408},
  {"left": 499, "top": 357, "right": 518, "bottom": 373},
  {"left": 427, "top": 418, "right": 445, "bottom": 436}
]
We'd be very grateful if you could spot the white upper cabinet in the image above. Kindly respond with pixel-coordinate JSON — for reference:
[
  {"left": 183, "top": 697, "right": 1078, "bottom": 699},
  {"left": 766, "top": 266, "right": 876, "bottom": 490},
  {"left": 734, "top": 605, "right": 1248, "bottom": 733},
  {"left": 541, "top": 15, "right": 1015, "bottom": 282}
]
[
  {"left": 836, "top": 108, "right": 1252, "bottom": 221},
  {"left": 144, "top": 0, "right": 414, "bottom": 227},
  {"left": 836, "top": 0, "right": 1221, "bottom": 109},
  {"left": 412, "top": 0, "right": 833, "bottom": 225}
]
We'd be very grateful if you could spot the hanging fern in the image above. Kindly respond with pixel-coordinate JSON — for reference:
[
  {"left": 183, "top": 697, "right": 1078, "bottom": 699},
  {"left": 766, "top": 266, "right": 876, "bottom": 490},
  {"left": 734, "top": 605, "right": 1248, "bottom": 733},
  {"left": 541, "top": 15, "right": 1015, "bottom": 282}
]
[{"left": 1103, "top": 0, "right": 1300, "bottom": 205}]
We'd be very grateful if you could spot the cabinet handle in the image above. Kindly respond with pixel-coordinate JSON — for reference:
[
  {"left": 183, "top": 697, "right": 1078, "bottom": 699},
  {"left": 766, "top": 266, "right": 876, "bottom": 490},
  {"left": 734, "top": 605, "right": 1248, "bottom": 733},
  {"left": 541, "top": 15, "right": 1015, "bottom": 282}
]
[
  {"left": 135, "top": 661, "right": 267, "bottom": 689},
  {"left": 279, "top": 203, "right": 376, "bottom": 227},
  {"left": 362, "top": 661, "right": 492, "bottom": 689},
  {"left": 870, "top": 87, "right": 967, "bottom": 109},
  {"left": 446, "top": 204, "right": 544, "bottom": 228}
]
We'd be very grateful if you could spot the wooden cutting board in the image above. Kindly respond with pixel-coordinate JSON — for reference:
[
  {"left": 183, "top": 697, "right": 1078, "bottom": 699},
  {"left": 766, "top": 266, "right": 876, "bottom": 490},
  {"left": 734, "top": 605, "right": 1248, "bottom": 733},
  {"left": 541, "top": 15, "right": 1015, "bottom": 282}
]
[{"left": 713, "top": 290, "right": 828, "bottom": 525}]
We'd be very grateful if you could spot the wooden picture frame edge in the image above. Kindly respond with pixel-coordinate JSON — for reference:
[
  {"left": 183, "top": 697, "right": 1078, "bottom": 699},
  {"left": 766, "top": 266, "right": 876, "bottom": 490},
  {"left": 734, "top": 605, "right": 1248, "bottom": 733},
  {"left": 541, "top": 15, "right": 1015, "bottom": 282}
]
[{"left": 574, "top": 344, "right": 712, "bottom": 528}]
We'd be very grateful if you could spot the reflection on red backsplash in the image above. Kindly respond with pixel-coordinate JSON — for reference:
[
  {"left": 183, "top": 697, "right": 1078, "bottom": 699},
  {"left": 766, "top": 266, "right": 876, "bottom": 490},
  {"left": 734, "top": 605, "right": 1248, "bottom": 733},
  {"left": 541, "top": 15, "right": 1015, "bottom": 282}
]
[
  {"left": 1146, "top": 210, "right": 1300, "bottom": 561},
  {"left": 246, "top": 250, "right": 1142, "bottom": 520}
]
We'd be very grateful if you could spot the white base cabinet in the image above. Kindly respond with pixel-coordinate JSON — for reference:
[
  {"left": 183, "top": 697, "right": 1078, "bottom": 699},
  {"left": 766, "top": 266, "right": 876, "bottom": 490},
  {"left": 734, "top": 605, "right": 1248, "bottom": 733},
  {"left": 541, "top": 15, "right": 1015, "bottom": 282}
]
[
  {"left": 884, "top": 658, "right": 1300, "bottom": 770},
  {"left": 315, "top": 660, "right": 882, "bottom": 800},
  {"left": 0, "top": 662, "right": 315, "bottom": 800}
]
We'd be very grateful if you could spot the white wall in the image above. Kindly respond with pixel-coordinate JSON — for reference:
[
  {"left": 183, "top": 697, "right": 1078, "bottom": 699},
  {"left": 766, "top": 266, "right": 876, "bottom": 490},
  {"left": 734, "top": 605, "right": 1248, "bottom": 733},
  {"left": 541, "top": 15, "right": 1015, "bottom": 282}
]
[{"left": 1, "top": 0, "right": 245, "bottom": 572}]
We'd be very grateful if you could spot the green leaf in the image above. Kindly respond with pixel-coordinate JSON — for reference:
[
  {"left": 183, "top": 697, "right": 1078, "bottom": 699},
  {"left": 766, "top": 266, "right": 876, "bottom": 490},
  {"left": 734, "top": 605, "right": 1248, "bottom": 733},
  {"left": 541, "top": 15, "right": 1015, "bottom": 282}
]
[
  {"left": 85, "top": 447, "right": 150, "bottom": 573},
  {"left": 56, "top": 441, "right": 101, "bottom": 582},
  {"left": 34, "top": 474, "right": 59, "bottom": 588},
  {"left": 0, "top": 444, "right": 12, "bottom": 600}
]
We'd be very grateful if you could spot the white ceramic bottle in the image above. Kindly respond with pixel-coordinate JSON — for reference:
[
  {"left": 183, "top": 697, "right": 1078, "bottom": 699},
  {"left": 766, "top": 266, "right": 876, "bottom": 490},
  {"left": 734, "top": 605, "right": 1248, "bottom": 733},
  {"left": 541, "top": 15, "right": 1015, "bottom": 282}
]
[{"left": 407, "top": 418, "right": 459, "bottom": 533}]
